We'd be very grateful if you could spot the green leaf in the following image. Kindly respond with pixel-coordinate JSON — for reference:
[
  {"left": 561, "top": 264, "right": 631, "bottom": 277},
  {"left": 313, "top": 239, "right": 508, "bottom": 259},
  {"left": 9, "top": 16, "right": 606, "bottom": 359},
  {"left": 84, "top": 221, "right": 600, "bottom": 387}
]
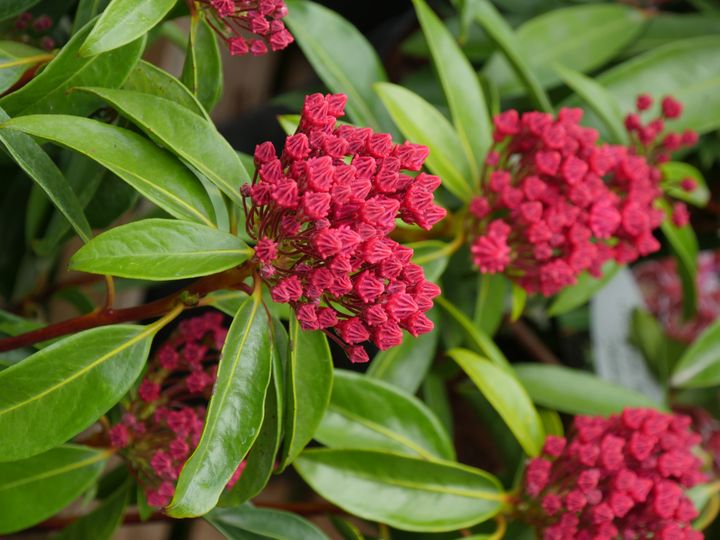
[
  {"left": 294, "top": 449, "right": 504, "bottom": 532},
  {"left": 181, "top": 15, "right": 223, "bottom": 112},
  {"left": 69, "top": 219, "right": 252, "bottom": 281},
  {"left": 207, "top": 505, "right": 330, "bottom": 540},
  {"left": 510, "top": 283, "right": 526, "bottom": 322},
  {"left": 277, "top": 114, "right": 299, "bottom": 136},
  {"left": 626, "top": 13, "right": 720, "bottom": 55},
  {"left": 661, "top": 206, "right": 698, "bottom": 319},
  {"left": 514, "top": 363, "right": 661, "bottom": 416},
  {"left": 72, "top": 0, "right": 111, "bottom": 35},
  {"left": 548, "top": 261, "right": 619, "bottom": 316},
  {"left": 0, "top": 108, "right": 92, "bottom": 243},
  {"left": 0, "top": 41, "right": 45, "bottom": 94},
  {"left": 449, "top": 348, "right": 544, "bottom": 456},
  {"left": 284, "top": 0, "right": 394, "bottom": 134},
  {"left": 586, "top": 36, "right": 720, "bottom": 135},
  {"left": 435, "top": 296, "right": 511, "bottom": 371},
  {"left": 77, "top": 87, "right": 248, "bottom": 204},
  {"left": 375, "top": 83, "right": 473, "bottom": 202},
  {"left": 472, "top": 0, "right": 552, "bottom": 112},
  {"left": 81, "top": 0, "right": 176, "bottom": 56},
  {"left": 316, "top": 370, "right": 454, "bottom": 460},
  {"left": 554, "top": 64, "right": 628, "bottom": 145},
  {"left": 660, "top": 161, "right": 710, "bottom": 208},
  {"left": 124, "top": 59, "right": 209, "bottom": 119},
  {"left": 409, "top": 240, "right": 452, "bottom": 283},
  {"left": 0, "top": 323, "right": 157, "bottom": 461},
  {"left": 366, "top": 311, "right": 439, "bottom": 394},
  {"left": 0, "top": 445, "right": 108, "bottom": 534},
  {"left": 671, "top": 320, "right": 720, "bottom": 388},
  {"left": 54, "top": 480, "right": 130, "bottom": 540},
  {"left": 0, "top": 0, "right": 41, "bottom": 22},
  {"left": 279, "top": 318, "right": 333, "bottom": 470},
  {"left": 485, "top": 4, "right": 645, "bottom": 96},
  {"left": 221, "top": 321, "right": 287, "bottom": 507},
  {"left": 3, "top": 115, "right": 216, "bottom": 227},
  {"left": 474, "top": 273, "right": 507, "bottom": 336},
  {"left": 170, "top": 291, "right": 272, "bottom": 517},
  {"left": 421, "top": 369, "right": 454, "bottom": 438},
  {"left": 630, "top": 308, "right": 673, "bottom": 384},
  {"left": 412, "top": 0, "right": 491, "bottom": 176},
  {"left": 0, "top": 20, "right": 144, "bottom": 117}
]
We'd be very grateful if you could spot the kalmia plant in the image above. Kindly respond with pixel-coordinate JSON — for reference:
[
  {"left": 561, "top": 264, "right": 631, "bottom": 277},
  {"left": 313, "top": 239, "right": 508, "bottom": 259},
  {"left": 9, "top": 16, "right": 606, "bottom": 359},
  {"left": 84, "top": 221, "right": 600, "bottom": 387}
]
[{"left": 0, "top": 0, "right": 719, "bottom": 538}]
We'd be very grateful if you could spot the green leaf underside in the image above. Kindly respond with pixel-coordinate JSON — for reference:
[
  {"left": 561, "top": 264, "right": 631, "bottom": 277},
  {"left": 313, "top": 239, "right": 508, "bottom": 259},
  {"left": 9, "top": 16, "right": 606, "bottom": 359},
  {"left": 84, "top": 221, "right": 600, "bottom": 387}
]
[
  {"left": 69, "top": 219, "right": 251, "bottom": 280},
  {"left": 294, "top": 449, "right": 504, "bottom": 532},
  {"left": 0, "top": 445, "right": 107, "bottom": 534},
  {"left": 169, "top": 292, "right": 272, "bottom": 517},
  {"left": 3, "top": 115, "right": 216, "bottom": 226},
  {"left": 315, "top": 370, "right": 454, "bottom": 460}
]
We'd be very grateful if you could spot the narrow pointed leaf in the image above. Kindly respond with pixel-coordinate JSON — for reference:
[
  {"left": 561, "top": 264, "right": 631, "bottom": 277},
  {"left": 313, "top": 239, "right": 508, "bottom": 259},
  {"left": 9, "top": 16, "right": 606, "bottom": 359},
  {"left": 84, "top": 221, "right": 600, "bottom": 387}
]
[
  {"left": 0, "top": 21, "right": 144, "bottom": 117},
  {"left": 661, "top": 206, "right": 698, "bottom": 319},
  {"left": 316, "top": 370, "right": 454, "bottom": 460},
  {"left": 0, "top": 109, "right": 91, "bottom": 243},
  {"left": 77, "top": 87, "right": 248, "bottom": 203},
  {"left": 449, "top": 348, "right": 544, "bottom": 456},
  {"left": 412, "top": 0, "right": 491, "bottom": 175},
  {"left": 375, "top": 82, "right": 473, "bottom": 201},
  {"left": 170, "top": 291, "right": 272, "bottom": 517},
  {"left": 0, "top": 445, "right": 108, "bottom": 534},
  {"left": 81, "top": 0, "right": 176, "bottom": 56},
  {"left": 54, "top": 480, "right": 130, "bottom": 540},
  {"left": 279, "top": 318, "right": 333, "bottom": 470},
  {"left": 181, "top": 15, "right": 223, "bottom": 112},
  {"left": 4, "top": 115, "right": 216, "bottom": 226},
  {"left": 284, "top": 0, "right": 395, "bottom": 134},
  {"left": 72, "top": 0, "right": 111, "bottom": 35},
  {"left": 294, "top": 449, "right": 504, "bottom": 532},
  {"left": 69, "top": 219, "right": 252, "bottom": 280},
  {"left": 474, "top": 273, "right": 507, "bottom": 337},
  {"left": 0, "top": 41, "right": 45, "bottom": 94},
  {"left": 207, "top": 505, "right": 330, "bottom": 540},
  {"left": 671, "top": 320, "right": 720, "bottom": 388},
  {"left": 0, "top": 324, "right": 156, "bottom": 461}
]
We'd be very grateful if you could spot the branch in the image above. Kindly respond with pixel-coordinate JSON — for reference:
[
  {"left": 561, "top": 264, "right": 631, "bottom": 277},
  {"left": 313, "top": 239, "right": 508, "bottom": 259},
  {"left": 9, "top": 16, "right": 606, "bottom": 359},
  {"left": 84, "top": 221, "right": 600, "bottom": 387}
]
[
  {"left": 505, "top": 317, "right": 561, "bottom": 365},
  {"left": 0, "top": 264, "right": 255, "bottom": 353}
]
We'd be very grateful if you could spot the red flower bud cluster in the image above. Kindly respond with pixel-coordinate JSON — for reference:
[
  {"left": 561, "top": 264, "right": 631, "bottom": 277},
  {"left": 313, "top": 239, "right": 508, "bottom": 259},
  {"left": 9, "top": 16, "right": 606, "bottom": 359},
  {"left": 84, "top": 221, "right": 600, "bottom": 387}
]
[
  {"left": 522, "top": 408, "right": 707, "bottom": 540},
  {"left": 242, "top": 93, "right": 445, "bottom": 361},
  {"left": 12, "top": 12, "right": 56, "bottom": 50},
  {"left": 198, "top": 0, "right": 293, "bottom": 56},
  {"left": 634, "top": 251, "right": 720, "bottom": 343},
  {"left": 468, "top": 95, "right": 696, "bottom": 296},
  {"left": 108, "top": 312, "right": 244, "bottom": 508}
]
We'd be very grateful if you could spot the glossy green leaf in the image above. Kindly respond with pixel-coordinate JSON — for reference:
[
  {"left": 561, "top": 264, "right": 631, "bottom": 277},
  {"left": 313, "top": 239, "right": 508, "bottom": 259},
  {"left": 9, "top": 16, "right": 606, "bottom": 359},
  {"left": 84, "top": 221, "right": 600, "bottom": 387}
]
[
  {"left": 0, "top": 21, "right": 144, "bottom": 117},
  {"left": 0, "top": 41, "right": 45, "bottom": 94},
  {"left": 279, "top": 318, "right": 333, "bottom": 470},
  {"left": 472, "top": 0, "right": 551, "bottom": 112},
  {"left": 69, "top": 219, "right": 251, "bottom": 280},
  {"left": 277, "top": 114, "right": 299, "bottom": 136},
  {"left": 413, "top": 0, "right": 491, "bottom": 176},
  {"left": 207, "top": 505, "right": 330, "bottom": 540},
  {"left": 626, "top": 13, "right": 720, "bottom": 55},
  {"left": 555, "top": 64, "right": 628, "bottom": 145},
  {"left": 375, "top": 83, "right": 472, "bottom": 201},
  {"left": 124, "top": 60, "right": 208, "bottom": 118},
  {"left": 661, "top": 206, "right": 698, "bottom": 318},
  {"left": 366, "top": 311, "right": 438, "bottom": 394},
  {"left": 510, "top": 283, "right": 526, "bottom": 322},
  {"left": 284, "top": 0, "right": 394, "bottom": 134},
  {"left": 181, "top": 15, "right": 223, "bottom": 112},
  {"left": 295, "top": 449, "right": 504, "bottom": 532},
  {"left": 485, "top": 4, "right": 645, "bottom": 96},
  {"left": 435, "top": 296, "right": 511, "bottom": 371},
  {"left": 450, "top": 349, "right": 544, "bottom": 456},
  {"left": 81, "top": 0, "right": 176, "bottom": 56},
  {"left": 421, "top": 369, "right": 454, "bottom": 438},
  {"left": 3, "top": 115, "right": 216, "bottom": 226},
  {"left": 0, "top": 108, "right": 92, "bottom": 243},
  {"left": 587, "top": 37, "right": 720, "bottom": 135},
  {"left": 77, "top": 87, "right": 248, "bottom": 204},
  {"left": 221, "top": 321, "right": 287, "bottom": 507},
  {"left": 474, "top": 273, "right": 506, "bottom": 337},
  {"left": 0, "top": 0, "right": 40, "bottom": 21},
  {"left": 316, "top": 370, "right": 454, "bottom": 460},
  {"left": 329, "top": 516, "right": 365, "bottom": 540},
  {"left": 514, "top": 363, "right": 661, "bottom": 416},
  {"left": 170, "top": 291, "right": 272, "bottom": 517},
  {"left": 671, "top": 320, "right": 720, "bottom": 388},
  {"left": 0, "top": 323, "right": 156, "bottom": 461},
  {"left": 0, "top": 445, "right": 108, "bottom": 534},
  {"left": 72, "top": 0, "right": 111, "bottom": 35},
  {"left": 410, "top": 240, "right": 451, "bottom": 283},
  {"left": 660, "top": 161, "right": 710, "bottom": 208},
  {"left": 548, "top": 261, "right": 619, "bottom": 316},
  {"left": 54, "top": 480, "right": 130, "bottom": 540}
]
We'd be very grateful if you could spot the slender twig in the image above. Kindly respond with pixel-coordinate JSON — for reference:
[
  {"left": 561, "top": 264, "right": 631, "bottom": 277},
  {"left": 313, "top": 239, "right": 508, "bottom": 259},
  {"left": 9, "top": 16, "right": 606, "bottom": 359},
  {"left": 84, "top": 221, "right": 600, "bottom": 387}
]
[
  {"left": 103, "top": 276, "right": 116, "bottom": 310},
  {"left": 505, "top": 317, "right": 561, "bottom": 365}
]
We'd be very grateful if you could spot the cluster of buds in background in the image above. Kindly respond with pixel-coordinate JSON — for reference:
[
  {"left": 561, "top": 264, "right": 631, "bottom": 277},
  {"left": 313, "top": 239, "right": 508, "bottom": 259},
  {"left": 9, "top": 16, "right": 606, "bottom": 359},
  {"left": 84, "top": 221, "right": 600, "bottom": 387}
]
[{"left": 11, "top": 11, "right": 56, "bottom": 50}]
